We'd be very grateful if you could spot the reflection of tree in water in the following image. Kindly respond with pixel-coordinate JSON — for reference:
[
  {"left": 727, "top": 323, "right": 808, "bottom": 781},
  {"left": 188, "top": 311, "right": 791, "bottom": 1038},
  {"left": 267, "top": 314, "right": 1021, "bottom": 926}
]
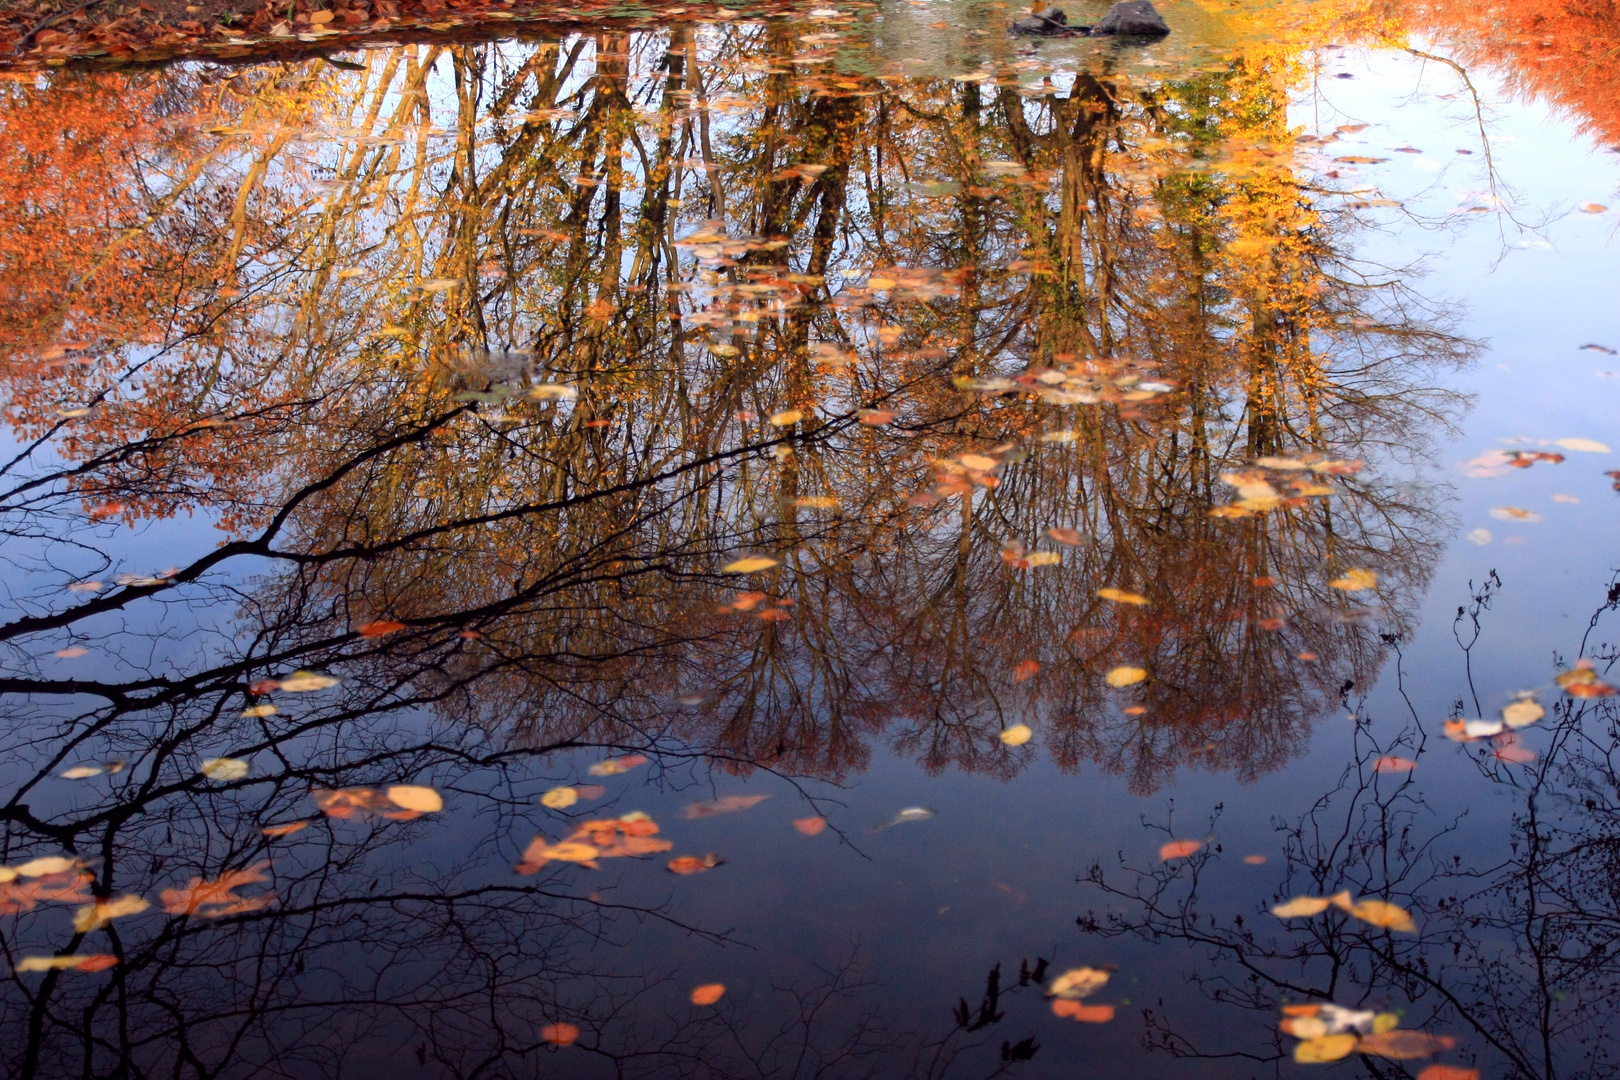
[
  {"left": 1080, "top": 577, "right": 1620, "bottom": 1080},
  {"left": 0, "top": 26, "right": 1471, "bottom": 1077}
]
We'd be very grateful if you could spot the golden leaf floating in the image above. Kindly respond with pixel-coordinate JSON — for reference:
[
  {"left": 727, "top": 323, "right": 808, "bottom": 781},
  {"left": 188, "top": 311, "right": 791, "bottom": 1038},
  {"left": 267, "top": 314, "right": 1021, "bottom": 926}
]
[
  {"left": 541, "top": 787, "right": 579, "bottom": 809},
  {"left": 1329, "top": 568, "right": 1377, "bottom": 592},
  {"left": 241, "top": 704, "right": 277, "bottom": 718},
  {"left": 1502, "top": 697, "right": 1545, "bottom": 728},
  {"left": 768, "top": 409, "right": 804, "bottom": 426},
  {"left": 690, "top": 983, "right": 726, "bottom": 1006},
  {"left": 261, "top": 822, "right": 308, "bottom": 837},
  {"left": 312, "top": 786, "right": 440, "bottom": 821},
  {"left": 386, "top": 785, "right": 443, "bottom": 813},
  {"left": 588, "top": 754, "right": 649, "bottom": 776},
  {"left": 1294, "top": 1034, "right": 1357, "bottom": 1063},
  {"left": 1159, "top": 839, "right": 1203, "bottom": 861},
  {"left": 682, "top": 794, "right": 770, "bottom": 819},
  {"left": 722, "top": 556, "right": 779, "bottom": 574},
  {"left": 1047, "top": 966, "right": 1110, "bottom": 999},
  {"left": 1023, "top": 551, "right": 1061, "bottom": 567},
  {"left": 199, "top": 758, "right": 249, "bottom": 781},
  {"left": 60, "top": 766, "right": 102, "bottom": 779},
  {"left": 278, "top": 670, "right": 340, "bottom": 692},
  {"left": 1097, "top": 588, "right": 1148, "bottom": 606},
  {"left": 518, "top": 813, "right": 672, "bottom": 874},
  {"left": 1106, "top": 666, "right": 1147, "bottom": 688},
  {"left": 1489, "top": 506, "right": 1541, "bottom": 522},
  {"left": 667, "top": 853, "right": 724, "bottom": 875},
  {"left": 1344, "top": 897, "right": 1417, "bottom": 933},
  {"left": 1556, "top": 661, "right": 1618, "bottom": 697},
  {"left": 72, "top": 894, "right": 149, "bottom": 933},
  {"left": 1271, "top": 894, "right": 1343, "bottom": 918},
  {"left": 999, "top": 724, "right": 1033, "bottom": 747}
]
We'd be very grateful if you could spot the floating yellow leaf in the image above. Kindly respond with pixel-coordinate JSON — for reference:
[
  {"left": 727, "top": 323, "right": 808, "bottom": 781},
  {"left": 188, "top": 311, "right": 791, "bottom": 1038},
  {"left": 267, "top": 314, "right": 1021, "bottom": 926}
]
[
  {"left": 541, "top": 786, "right": 579, "bottom": 809},
  {"left": 1281, "top": 1016, "right": 1329, "bottom": 1039},
  {"left": 16, "top": 954, "right": 117, "bottom": 973},
  {"left": 1047, "top": 966, "right": 1110, "bottom": 999},
  {"left": 1555, "top": 437, "right": 1610, "bottom": 453},
  {"left": 241, "top": 704, "right": 277, "bottom": 718},
  {"left": 999, "top": 724, "right": 1033, "bottom": 746},
  {"left": 793, "top": 496, "right": 839, "bottom": 509},
  {"left": 386, "top": 785, "right": 443, "bottom": 813},
  {"left": 769, "top": 409, "right": 804, "bottom": 426},
  {"left": 722, "top": 556, "right": 779, "bottom": 574},
  {"left": 958, "top": 453, "right": 998, "bottom": 472},
  {"left": 60, "top": 766, "right": 101, "bottom": 779},
  {"left": 1502, "top": 698, "right": 1544, "bottom": 728},
  {"left": 279, "top": 671, "right": 339, "bottom": 692},
  {"left": 588, "top": 754, "right": 648, "bottom": 776},
  {"left": 71, "top": 894, "right": 149, "bottom": 933},
  {"left": 1098, "top": 588, "right": 1148, "bottom": 605},
  {"left": 1294, "top": 1034, "right": 1357, "bottom": 1063},
  {"left": 1024, "top": 551, "right": 1061, "bottom": 567},
  {"left": 1106, "top": 666, "right": 1147, "bottom": 688},
  {"left": 1329, "top": 568, "right": 1377, "bottom": 592},
  {"left": 1272, "top": 895, "right": 1336, "bottom": 918},
  {"left": 199, "top": 758, "right": 249, "bottom": 781},
  {"left": 1345, "top": 898, "right": 1416, "bottom": 933}
]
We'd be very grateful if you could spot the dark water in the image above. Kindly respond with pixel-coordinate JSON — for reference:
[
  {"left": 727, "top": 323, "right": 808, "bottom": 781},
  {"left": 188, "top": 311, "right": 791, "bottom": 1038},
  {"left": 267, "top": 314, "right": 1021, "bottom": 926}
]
[{"left": 2, "top": 5, "right": 1619, "bottom": 1077}]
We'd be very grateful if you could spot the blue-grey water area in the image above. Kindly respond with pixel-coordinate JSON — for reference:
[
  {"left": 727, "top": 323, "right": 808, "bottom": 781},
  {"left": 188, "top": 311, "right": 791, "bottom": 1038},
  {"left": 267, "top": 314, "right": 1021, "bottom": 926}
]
[{"left": 1, "top": 3, "right": 1619, "bottom": 1077}]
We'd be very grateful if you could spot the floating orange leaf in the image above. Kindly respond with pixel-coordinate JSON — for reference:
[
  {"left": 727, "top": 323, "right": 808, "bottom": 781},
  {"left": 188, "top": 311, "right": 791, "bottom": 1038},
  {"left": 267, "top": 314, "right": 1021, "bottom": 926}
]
[
  {"left": 794, "top": 817, "right": 827, "bottom": 836},
  {"left": 261, "top": 822, "right": 308, "bottom": 837},
  {"left": 667, "top": 853, "right": 724, "bottom": 875},
  {"left": 540, "top": 1021, "right": 580, "bottom": 1046},
  {"left": 15, "top": 953, "right": 117, "bottom": 973},
  {"left": 1047, "top": 527, "right": 1084, "bottom": 545},
  {"left": 1374, "top": 755, "right": 1416, "bottom": 773},
  {"left": 160, "top": 862, "right": 274, "bottom": 917},
  {"left": 690, "top": 983, "right": 726, "bottom": 1006},
  {"left": 588, "top": 754, "right": 649, "bottom": 777},
  {"left": 1417, "top": 1067, "right": 1479, "bottom": 1080},
  {"left": 1051, "top": 1000, "right": 1114, "bottom": 1022},
  {"left": 1098, "top": 588, "right": 1148, "bottom": 605},
  {"left": 357, "top": 620, "right": 405, "bottom": 637},
  {"left": 1012, "top": 660, "right": 1040, "bottom": 683},
  {"left": 1159, "top": 839, "right": 1203, "bottom": 861}
]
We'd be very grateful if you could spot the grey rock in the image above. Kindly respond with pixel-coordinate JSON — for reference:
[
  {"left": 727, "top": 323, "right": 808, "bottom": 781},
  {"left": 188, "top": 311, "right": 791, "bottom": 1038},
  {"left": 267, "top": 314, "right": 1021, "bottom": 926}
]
[
  {"left": 1097, "top": 0, "right": 1169, "bottom": 35},
  {"left": 1009, "top": 7, "right": 1086, "bottom": 35}
]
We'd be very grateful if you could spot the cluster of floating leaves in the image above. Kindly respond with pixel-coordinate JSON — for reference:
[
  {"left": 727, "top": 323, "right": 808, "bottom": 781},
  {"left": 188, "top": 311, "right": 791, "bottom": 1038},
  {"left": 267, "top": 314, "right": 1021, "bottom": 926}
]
[
  {"left": 1271, "top": 890, "right": 1417, "bottom": 933},
  {"left": 1045, "top": 965, "right": 1115, "bottom": 1023},
  {"left": 1210, "top": 456, "right": 1360, "bottom": 518},
  {"left": 1278, "top": 1003, "right": 1461, "bottom": 1067}
]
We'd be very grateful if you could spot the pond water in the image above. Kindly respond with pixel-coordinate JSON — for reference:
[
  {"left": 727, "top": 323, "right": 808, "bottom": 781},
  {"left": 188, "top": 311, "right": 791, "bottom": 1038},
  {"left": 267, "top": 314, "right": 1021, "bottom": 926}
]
[{"left": 1, "top": 2, "right": 1619, "bottom": 1077}]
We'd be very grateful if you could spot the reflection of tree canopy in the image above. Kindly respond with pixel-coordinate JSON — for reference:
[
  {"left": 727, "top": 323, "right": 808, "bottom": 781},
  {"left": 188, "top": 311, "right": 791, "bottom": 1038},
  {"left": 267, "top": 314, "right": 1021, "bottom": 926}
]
[{"left": 0, "top": 29, "right": 1472, "bottom": 1074}]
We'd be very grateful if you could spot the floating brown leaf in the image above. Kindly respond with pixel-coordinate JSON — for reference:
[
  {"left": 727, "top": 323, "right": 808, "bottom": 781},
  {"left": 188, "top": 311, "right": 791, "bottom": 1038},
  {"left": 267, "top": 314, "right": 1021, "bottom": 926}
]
[
  {"left": 682, "top": 794, "right": 770, "bottom": 819},
  {"left": 160, "top": 862, "right": 275, "bottom": 918},
  {"left": 1356, "top": 1031, "right": 1457, "bottom": 1060},
  {"left": 539, "top": 1022, "right": 580, "bottom": 1046}
]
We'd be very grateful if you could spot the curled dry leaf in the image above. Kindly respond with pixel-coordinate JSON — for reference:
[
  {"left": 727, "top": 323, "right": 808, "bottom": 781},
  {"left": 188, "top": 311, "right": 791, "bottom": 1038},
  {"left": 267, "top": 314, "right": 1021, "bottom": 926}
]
[
  {"left": 722, "top": 556, "right": 779, "bottom": 574},
  {"left": 518, "top": 813, "right": 673, "bottom": 873},
  {"left": 682, "top": 794, "right": 770, "bottom": 819},
  {"left": 690, "top": 983, "right": 726, "bottom": 1006},
  {"left": 588, "top": 754, "right": 649, "bottom": 776},
  {"left": 539, "top": 1022, "right": 580, "bottom": 1046},
  {"left": 1098, "top": 588, "right": 1148, "bottom": 605},
  {"left": 999, "top": 724, "right": 1033, "bottom": 747},
  {"left": 793, "top": 816, "right": 827, "bottom": 836},
  {"left": 1047, "top": 966, "right": 1109, "bottom": 999},
  {"left": 1159, "top": 839, "right": 1203, "bottom": 861},
  {"left": 1106, "top": 666, "right": 1147, "bottom": 688},
  {"left": 667, "top": 853, "right": 724, "bottom": 875},
  {"left": 1295, "top": 1034, "right": 1358, "bottom": 1063},
  {"left": 1051, "top": 1000, "right": 1114, "bottom": 1022}
]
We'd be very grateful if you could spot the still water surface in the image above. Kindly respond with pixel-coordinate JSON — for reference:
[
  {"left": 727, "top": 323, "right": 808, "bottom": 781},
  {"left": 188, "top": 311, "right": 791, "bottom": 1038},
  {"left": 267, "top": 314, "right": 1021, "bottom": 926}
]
[{"left": 1, "top": 3, "right": 1618, "bottom": 1076}]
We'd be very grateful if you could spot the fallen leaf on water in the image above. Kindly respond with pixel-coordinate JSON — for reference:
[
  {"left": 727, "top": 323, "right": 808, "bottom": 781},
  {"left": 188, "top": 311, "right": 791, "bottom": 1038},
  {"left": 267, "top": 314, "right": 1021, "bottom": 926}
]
[
  {"left": 0, "top": 868, "right": 91, "bottom": 914},
  {"left": 1466, "top": 528, "right": 1492, "bottom": 545},
  {"left": 1502, "top": 697, "right": 1544, "bottom": 728},
  {"left": 541, "top": 786, "right": 579, "bottom": 809},
  {"left": 1106, "top": 666, "right": 1147, "bottom": 687},
  {"left": 1048, "top": 966, "right": 1110, "bottom": 999},
  {"left": 72, "top": 894, "right": 149, "bottom": 933},
  {"left": 668, "top": 853, "right": 724, "bottom": 875},
  {"left": 1047, "top": 527, "right": 1084, "bottom": 545},
  {"left": 1373, "top": 755, "right": 1416, "bottom": 773},
  {"left": 1579, "top": 203, "right": 1609, "bottom": 214},
  {"left": 683, "top": 794, "right": 770, "bottom": 819},
  {"left": 54, "top": 647, "right": 87, "bottom": 658},
  {"left": 722, "top": 556, "right": 779, "bottom": 574},
  {"left": 858, "top": 409, "right": 896, "bottom": 425},
  {"left": 1551, "top": 493, "right": 1580, "bottom": 504},
  {"left": 10, "top": 857, "right": 76, "bottom": 878},
  {"left": 1243, "top": 854, "right": 1268, "bottom": 865},
  {"left": 589, "top": 754, "right": 649, "bottom": 776},
  {"left": 241, "top": 704, "right": 277, "bottom": 718},
  {"left": 1281, "top": 1016, "right": 1329, "bottom": 1039},
  {"left": 1555, "top": 437, "right": 1610, "bottom": 453},
  {"left": 1098, "top": 588, "right": 1148, "bottom": 605},
  {"left": 386, "top": 785, "right": 443, "bottom": 813},
  {"left": 279, "top": 670, "right": 340, "bottom": 692},
  {"left": 690, "top": 983, "right": 726, "bottom": 1006},
  {"left": 1012, "top": 661, "right": 1040, "bottom": 683},
  {"left": 793, "top": 496, "right": 840, "bottom": 509},
  {"left": 312, "top": 786, "right": 438, "bottom": 821},
  {"left": 199, "top": 758, "right": 249, "bottom": 781},
  {"left": 1295, "top": 1034, "right": 1357, "bottom": 1063},
  {"left": 769, "top": 409, "right": 804, "bottom": 426},
  {"left": 1024, "top": 551, "right": 1061, "bottom": 567},
  {"left": 575, "top": 785, "right": 607, "bottom": 799},
  {"left": 1272, "top": 893, "right": 1346, "bottom": 918},
  {"left": 357, "top": 619, "right": 406, "bottom": 637},
  {"left": 1000, "top": 724, "right": 1033, "bottom": 746},
  {"left": 539, "top": 1022, "right": 580, "bottom": 1046},
  {"left": 1556, "top": 661, "right": 1618, "bottom": 697},
  {"left": 261, "top": 822, "right": 307, "bottom": 837},
  {"left": 60, "top": 766, "right": 102, "bottom": 779},
  {"left": 1356, "top": 1031, "right": 1456, "bottom": 1059},
  {"left": 794, "top": 817, "right": 827, "bottom": 835},
  {"left": 161, "top": 862, "right": 275, "bottom": 917},
  {"left": 1329, "top": 568, "right": 1377, "bottom": 591},
  {"left": 16, "top": 954, "right": 117, "bottom": 973},
  {"left": 1494, "top": 738, "right": 1537, "bottom": 764},
  {"left": 517, "top": 839, "right": 602, "bottom": 872},
  {"left": 1160, "top": 839, "right": 1203, "bottom": 861},
  {"left": 1490, "top": 506, "right": 1541, "bottom": 522},
  {"left": 1051, "top": 1000, "right": 1115, "bottom": 1022},
  {"left": 884, "top": 807, "right": 935, "bottom": 827},
  {"left": 1418, "top": 1067, "right": 1479, "bottom": 1080},
  {"left": 1345, "top": 897, "right": 1417, "bottom": 932}
]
